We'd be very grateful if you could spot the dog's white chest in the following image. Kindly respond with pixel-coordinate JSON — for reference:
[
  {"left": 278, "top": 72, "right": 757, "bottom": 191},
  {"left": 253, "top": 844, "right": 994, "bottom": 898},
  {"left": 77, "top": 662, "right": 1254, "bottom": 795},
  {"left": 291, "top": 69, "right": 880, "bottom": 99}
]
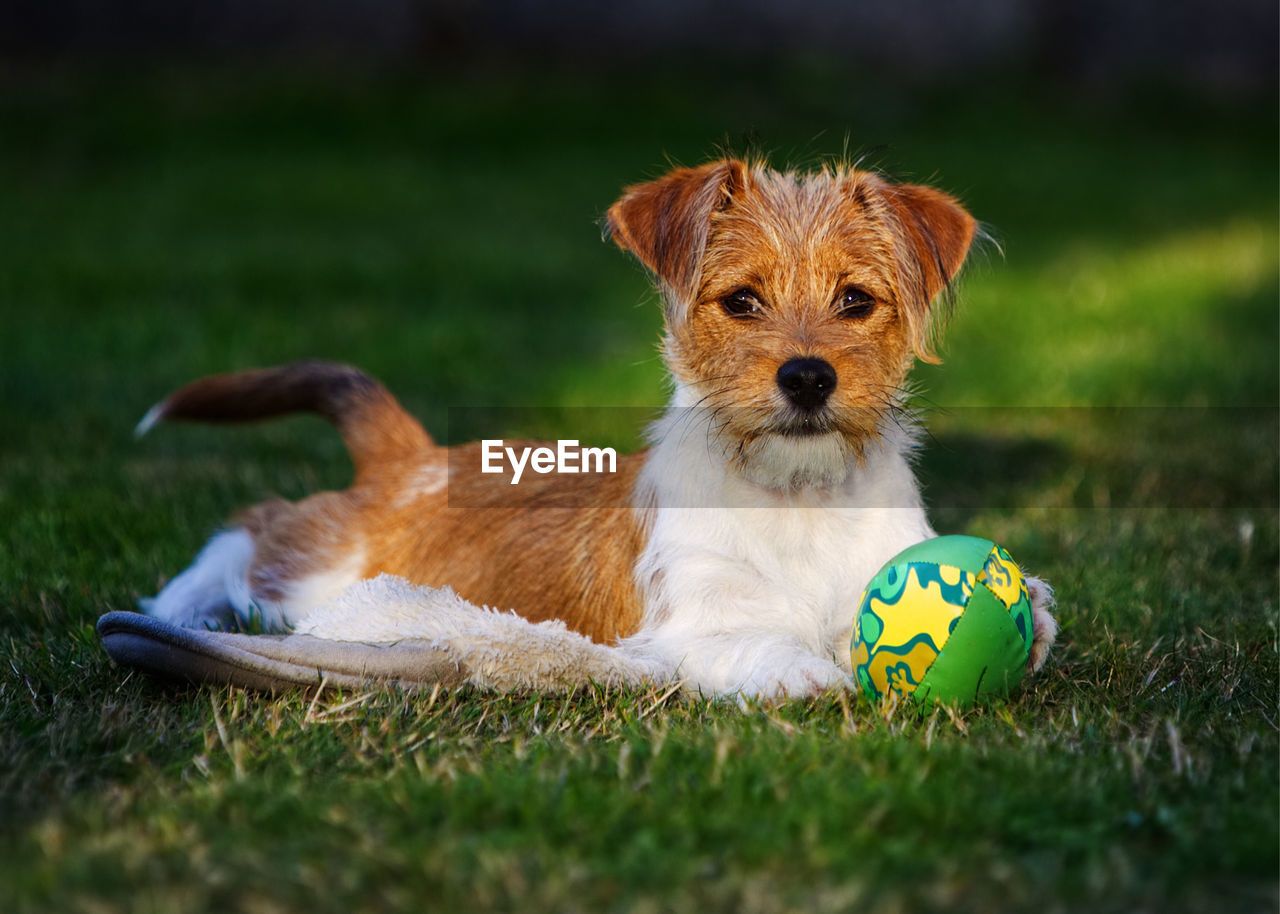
[
  {"left": 633, "top": 411, "right": 935, "bottom": 666},
  {"left": 640, "top": 503, "right": 929, "bottom": 647}
]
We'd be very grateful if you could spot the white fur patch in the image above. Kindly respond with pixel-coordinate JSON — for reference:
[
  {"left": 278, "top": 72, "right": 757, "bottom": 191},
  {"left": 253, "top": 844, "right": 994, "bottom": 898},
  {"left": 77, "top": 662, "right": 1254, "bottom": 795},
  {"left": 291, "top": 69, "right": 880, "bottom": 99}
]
[
  {"left": 141, "top": 529, "right": 366, "bottom": 633},
  {"left": 735, "top": 430, "right": 854, "bottom": 490},
  {"left": 271, "top": 549, "right": 368, "bottom": 629},
  {"left": 297, "top": 574, "right": 665, "bottom": 690},
  {"left": 394, "top": 460, "right": 449, "bottom": 508},
  {"left": 133, "top": 402, "right": 165, "bottom": 439},
  {"left": 141, "top": 529, "right": 265, "bottom": 629}
]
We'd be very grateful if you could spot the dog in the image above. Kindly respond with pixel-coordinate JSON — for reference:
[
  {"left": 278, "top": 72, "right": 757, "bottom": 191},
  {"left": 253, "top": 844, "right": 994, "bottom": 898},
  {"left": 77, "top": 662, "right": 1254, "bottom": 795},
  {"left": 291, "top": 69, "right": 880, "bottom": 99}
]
[{"left": 137, "top": 158, "right": 1058, "bottom": 698}]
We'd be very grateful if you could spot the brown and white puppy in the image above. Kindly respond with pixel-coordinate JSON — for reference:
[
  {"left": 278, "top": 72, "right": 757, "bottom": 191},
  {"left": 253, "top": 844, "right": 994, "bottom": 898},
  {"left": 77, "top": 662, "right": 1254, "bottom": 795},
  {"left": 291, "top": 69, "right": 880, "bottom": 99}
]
[{"left": 138, "top": 159, "right": 1058, "bottom": 698}]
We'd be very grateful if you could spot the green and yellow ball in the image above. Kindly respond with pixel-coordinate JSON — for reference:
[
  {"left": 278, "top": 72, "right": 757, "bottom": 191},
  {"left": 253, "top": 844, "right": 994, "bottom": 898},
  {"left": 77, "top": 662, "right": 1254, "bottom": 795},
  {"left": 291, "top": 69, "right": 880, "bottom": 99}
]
[{"left": 851, "top": 535, "right": 1035, "bottom": 706}]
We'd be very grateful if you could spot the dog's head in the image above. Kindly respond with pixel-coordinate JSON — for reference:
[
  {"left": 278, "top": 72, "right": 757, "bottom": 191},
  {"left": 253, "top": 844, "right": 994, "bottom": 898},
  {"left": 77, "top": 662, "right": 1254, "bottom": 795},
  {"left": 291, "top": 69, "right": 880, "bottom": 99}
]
[{"left": 607, "top": 158, "right": 977, "bottom": 489}]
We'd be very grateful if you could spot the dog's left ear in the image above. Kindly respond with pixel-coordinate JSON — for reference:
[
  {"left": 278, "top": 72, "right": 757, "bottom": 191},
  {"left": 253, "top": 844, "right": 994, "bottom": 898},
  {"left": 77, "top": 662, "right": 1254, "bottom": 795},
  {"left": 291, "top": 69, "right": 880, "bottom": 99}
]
[
  {"left": 606, "top": 159, "right": 749, "bottom": 318},
  {"left": 877, "top": 182, "right": 978, "bottom": 364}
]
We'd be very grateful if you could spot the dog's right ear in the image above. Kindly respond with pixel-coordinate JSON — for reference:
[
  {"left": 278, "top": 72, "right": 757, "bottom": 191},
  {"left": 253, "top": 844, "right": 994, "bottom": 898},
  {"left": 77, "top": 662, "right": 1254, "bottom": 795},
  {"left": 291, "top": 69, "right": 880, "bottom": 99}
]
[
  {"left": 606, "top": 160, "right": 748, "bottom": 316},
  {"left": 873, "top": 180, "right": 978, "bottom": 364}
]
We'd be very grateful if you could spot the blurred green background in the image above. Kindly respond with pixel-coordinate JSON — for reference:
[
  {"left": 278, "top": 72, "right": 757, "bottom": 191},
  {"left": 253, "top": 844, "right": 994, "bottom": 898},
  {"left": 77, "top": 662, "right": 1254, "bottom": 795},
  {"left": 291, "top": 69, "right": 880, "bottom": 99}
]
[
  {"left": 1, "top": 40, "right": 1273, "bottom": 534},
  {"left": 1, "top": 4, "right": 1275, "bottom": 434}
]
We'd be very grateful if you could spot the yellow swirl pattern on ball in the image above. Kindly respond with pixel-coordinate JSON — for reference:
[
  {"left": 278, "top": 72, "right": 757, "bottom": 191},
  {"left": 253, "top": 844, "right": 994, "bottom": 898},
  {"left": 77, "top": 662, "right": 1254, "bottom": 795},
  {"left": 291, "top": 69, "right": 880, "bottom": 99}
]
[
  {"left": 874, "top": 640, "right": 941, "bottom": 695},
  {"left": 976, "top": 544, "right": 1026, "bottom": 609},
  {"left": 857, "top": 564, "right": 973, "bottom": 697},
  {"left": 869, "top": 564, "right": 969, "bottom": 652}
]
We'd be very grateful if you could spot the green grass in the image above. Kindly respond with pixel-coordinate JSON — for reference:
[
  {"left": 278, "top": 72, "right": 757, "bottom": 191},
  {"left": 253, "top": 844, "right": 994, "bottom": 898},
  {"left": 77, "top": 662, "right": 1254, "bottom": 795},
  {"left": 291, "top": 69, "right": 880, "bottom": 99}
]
[{"left": 1, "top": 64, "right": 1276, "bottom": 913}]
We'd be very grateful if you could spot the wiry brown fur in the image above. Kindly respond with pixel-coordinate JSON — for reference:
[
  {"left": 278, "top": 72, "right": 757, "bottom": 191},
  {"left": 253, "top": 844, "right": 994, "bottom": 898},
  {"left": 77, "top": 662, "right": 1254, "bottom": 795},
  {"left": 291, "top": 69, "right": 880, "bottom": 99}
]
[
  {"left": 609, "top": 160, "right": 975, "bottom": 477},
  {"left": 156, "top": 365, "right": 647, "bottom": 644},
  {"left": 149, "top": 158, "right": 980, "bottom": 648}
]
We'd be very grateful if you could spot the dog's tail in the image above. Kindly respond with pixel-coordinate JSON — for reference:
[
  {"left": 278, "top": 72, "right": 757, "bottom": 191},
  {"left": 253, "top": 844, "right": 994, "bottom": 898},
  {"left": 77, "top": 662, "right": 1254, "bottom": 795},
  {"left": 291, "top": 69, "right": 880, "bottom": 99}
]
[{"left": 135, "top": 361, "right": 433, "bottom": 480}]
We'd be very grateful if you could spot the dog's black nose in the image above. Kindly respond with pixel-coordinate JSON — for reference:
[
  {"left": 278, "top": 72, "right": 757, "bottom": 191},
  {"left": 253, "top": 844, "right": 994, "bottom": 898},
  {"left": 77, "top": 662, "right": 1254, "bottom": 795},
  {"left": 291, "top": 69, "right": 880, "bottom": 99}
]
[{"left": 776, "top": 357, "right": 837, "bottom": 410}]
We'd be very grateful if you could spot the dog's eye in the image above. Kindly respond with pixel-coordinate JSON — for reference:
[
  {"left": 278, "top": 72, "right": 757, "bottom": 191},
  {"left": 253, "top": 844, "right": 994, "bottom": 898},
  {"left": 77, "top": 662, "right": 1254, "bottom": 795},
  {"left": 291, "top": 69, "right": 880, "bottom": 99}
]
[
  {"left": 836, "top": 286, "right": 876, "bottom": 319},
  {"left": 722, "top": 289, "right": 763, "bottom": 319}
]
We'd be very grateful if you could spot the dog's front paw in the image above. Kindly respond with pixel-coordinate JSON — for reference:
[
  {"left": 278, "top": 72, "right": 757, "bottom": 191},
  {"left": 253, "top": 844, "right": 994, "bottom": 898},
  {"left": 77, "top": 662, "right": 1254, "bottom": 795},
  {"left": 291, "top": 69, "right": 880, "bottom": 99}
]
[
  {"left": 1024, "top": 575, "right": 1058, "bottom": 673},
  {"left": 740, "top": 653, "right": 852, "bottom": 700}
]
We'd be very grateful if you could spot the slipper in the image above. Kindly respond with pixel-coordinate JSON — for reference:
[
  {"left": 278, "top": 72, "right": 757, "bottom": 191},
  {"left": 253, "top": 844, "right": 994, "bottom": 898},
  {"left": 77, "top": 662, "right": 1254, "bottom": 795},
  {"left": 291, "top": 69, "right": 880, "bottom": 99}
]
[
  {"left": 99, "top": 574, "right": 665, "bottom": 693},
  {"left": 96, "top": 611, "right": 466, "bottom": 692}
]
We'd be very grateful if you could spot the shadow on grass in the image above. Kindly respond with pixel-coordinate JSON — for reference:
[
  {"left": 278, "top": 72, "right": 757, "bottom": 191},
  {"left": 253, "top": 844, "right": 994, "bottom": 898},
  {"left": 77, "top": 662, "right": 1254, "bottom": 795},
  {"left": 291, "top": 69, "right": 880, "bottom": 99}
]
[
  {"left": 918, "top": 431, "right": 1069, "bottom": 528},
  {"left": 917, "top": 406, "right": 1279, "bottom": 529}
]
